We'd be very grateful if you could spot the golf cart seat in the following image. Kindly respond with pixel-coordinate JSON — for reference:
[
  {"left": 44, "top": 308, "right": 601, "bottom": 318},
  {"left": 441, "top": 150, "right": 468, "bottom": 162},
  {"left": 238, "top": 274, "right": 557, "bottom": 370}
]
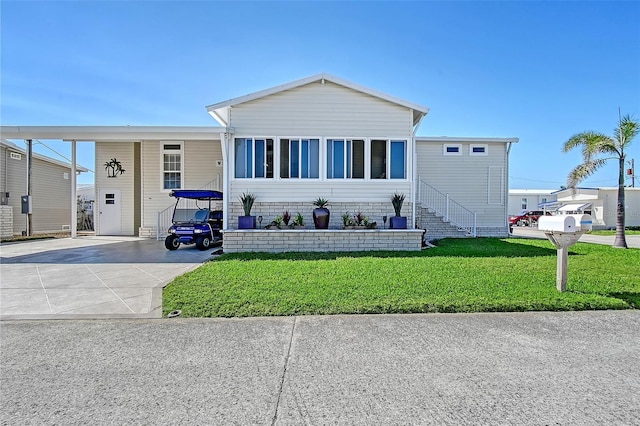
[{"left": 194, "top": 209, "right": 209, "bottom": 222}]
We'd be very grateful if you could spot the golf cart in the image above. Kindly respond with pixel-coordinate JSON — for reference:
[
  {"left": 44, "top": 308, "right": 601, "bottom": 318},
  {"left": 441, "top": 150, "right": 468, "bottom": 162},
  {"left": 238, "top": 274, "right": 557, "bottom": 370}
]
[{"left": 165, "top": 189, "right": 223, "bottom": 251}]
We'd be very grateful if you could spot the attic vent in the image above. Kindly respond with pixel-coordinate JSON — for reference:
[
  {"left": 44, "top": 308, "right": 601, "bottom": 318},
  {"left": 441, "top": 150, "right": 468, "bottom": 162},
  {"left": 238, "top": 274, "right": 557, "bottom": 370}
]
[{"left": 10, "top": 152, "right": 22, "bottom": 160}]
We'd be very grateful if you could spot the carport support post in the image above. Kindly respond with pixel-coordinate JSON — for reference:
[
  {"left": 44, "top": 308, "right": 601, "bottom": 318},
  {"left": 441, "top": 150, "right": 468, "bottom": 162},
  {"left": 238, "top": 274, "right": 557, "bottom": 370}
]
[
  {"left": 556, "top": 246, "right": 568, "bottom": 292},
  {"left": 70, "top": 140, "right": 77, "bottom": 238},
  {"left": 26, "top": 139, "right": 32, "bottom": 236}
]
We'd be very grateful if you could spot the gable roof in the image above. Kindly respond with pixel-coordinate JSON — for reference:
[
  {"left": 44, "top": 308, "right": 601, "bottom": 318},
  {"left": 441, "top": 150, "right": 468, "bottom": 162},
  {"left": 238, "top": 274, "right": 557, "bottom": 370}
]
[
  {"left": 1, "top": 139, "right": 89, "bottom": 172},
  {"left": 205, "top": 73, "right": 430, "bottom": 127}
]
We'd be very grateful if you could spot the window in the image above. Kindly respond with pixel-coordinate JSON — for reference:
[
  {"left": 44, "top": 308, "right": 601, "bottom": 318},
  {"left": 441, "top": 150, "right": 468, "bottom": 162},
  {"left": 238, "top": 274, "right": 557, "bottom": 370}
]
[
  {"left": 390, "top": 140, "right": 406, "bottom": 179},
  {"left": 371, "top": 139, "right": 406, "bottom": 179},
  {"left": 327, "top": 139, "right": 364, "bottom": 179},
  {"left": 280, "top": 138, "right": 319, "bottom": 178},
  {"left": 162, "top": 142, "right": 183, "bottom": 190},
  {"left": 521, "top": 198, "right": 528, "bottom": 210},
  {"left": 235, "top": 138, "right": 274, "bottom": 178},
  {"left": 443, "top": 144, "right": 462, "bottom": 156},
  {"left": 470, "top": 144, "right": 488, "bottom": 156}
]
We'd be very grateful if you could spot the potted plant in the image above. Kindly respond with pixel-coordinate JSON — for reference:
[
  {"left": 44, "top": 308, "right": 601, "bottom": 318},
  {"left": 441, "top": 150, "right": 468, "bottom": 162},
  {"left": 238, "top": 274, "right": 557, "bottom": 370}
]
[
  {"left": 342, "top": 212, "right": 356, "bottom": 229},
  {"left": 238, "top": 192, "right": 256, "bottom": 229},
  {"left": 312, "top": 197, "right": 330, "bottom": 229},
  {"left": 265, "top": 215, "right": 283, "bottom": 229},
  {"left": 282, "top": 211, "right": 291, "bottom": 226},
  {"left": 390, "top": 193, "right": 407, "bottom": 229},
  {"left": 291, "top": 212, "right": 305, "bottom": 229}
]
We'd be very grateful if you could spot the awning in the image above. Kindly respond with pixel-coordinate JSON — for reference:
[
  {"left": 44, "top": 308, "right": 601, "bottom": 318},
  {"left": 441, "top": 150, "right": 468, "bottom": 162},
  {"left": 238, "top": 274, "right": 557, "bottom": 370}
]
[
  {"left": 538, "top": 201, "right": 560, "bottom": 209},
  {"left": 558, "top": 203, "right": 592, "bottom": 212}
]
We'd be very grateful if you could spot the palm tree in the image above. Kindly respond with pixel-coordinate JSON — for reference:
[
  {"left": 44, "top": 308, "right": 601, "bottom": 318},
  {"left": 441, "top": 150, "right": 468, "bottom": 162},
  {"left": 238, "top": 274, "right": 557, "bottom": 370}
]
[{"left": 563, "top": 114, "right": 639, "bottom": 248}]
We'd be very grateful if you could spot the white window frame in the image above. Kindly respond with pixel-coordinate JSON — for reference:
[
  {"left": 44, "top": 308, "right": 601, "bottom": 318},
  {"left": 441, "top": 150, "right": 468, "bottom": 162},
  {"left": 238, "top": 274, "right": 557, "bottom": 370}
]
[
  {"left": 326, "top": 137, "right": 366, "bottom": 180},
  {"left": 443, "top": 144, "right": 462, "bottom": 156},
  {"left": 470, "top": 144, "right": 488, "bottom": 156},
  {"left": 233, "top": 137, "right": 275, "bottom": 179},
  {"left": 278, "top": 137, "right": 320, "bottom": 180},
  {"left": 369, "top": 138, "right": 409, "bottom": 180},
  {"left": 521, "top": 198, "right": 528, "bottom": 210},
  {"left": 160, "top": 141, "right": 184, "bottom": 192}
]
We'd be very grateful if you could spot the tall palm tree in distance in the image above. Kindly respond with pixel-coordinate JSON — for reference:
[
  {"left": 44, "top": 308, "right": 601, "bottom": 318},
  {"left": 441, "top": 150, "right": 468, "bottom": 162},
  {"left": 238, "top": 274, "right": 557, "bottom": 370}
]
[{"left": 563, "top": 114, "right": 639, "bottom": 248}]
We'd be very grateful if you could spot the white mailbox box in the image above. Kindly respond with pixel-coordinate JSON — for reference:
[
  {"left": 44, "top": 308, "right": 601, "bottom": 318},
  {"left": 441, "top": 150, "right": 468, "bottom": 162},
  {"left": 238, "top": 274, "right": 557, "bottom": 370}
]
[
  {"left": 537, "top": 214, "right": 592, "bottom": 292},
  {"left": 538, "top": 214, "right": 592, "bottom": 233}
]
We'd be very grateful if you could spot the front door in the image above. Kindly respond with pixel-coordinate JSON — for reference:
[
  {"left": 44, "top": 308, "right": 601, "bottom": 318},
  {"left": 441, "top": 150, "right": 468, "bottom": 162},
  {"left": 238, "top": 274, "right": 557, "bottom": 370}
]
[{"left": 98, "top": 189, "right": 121, "bottom": 235}]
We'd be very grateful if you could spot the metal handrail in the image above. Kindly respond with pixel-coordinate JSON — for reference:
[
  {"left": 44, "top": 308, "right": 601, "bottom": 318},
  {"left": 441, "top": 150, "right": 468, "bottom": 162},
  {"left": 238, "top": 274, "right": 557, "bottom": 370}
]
[
  {"left": 156, "top": 175, "right": 221, "bottom": 240},
  {"left": 417, "top": 178, "right": 476, "bottom": 237}
]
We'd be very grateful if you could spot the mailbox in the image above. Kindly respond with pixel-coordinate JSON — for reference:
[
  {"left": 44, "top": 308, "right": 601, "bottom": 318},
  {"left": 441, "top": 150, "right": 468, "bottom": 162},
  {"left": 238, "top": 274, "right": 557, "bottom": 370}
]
[
  {"left": 538, "top": 214, "right": 592, "bottom": 233},
  {"left": 537, "top": 214, "right": 592, "bottom": 293}
]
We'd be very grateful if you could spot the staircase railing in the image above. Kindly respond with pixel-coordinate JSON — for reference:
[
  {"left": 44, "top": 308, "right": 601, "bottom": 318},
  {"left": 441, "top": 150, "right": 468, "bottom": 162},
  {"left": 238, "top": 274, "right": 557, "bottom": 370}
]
[
  {"left": 417, "top": 178, "right": 477, "bottom": 237},
  {"left": 156, "top": 175, "right": 221, "bottom": 240}
]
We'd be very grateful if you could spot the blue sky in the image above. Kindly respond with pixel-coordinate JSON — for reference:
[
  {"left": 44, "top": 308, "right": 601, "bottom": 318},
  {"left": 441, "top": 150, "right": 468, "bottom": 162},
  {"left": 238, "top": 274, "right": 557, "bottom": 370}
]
[{"left": 2, "top": 1, "right": 639, "bottom": 188}]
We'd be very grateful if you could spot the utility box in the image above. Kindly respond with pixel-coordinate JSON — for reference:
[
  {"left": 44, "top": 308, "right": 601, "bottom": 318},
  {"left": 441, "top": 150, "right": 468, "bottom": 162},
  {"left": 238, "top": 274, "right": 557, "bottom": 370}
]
[
  {"left": 538, "top": 214, "right": 592, "bottom": 233},
  {"left": 21, "top": 195, "right": 32, "bottom": 214}
]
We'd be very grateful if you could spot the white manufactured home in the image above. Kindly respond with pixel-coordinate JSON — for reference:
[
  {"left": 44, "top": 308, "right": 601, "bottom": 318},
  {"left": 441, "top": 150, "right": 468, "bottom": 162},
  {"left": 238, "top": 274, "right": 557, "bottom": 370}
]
[
  {"left": 553, "top": 187, "right": 640, "bottom": 229},
  {"left": 1, "top": 74, "right": 518, "bottom": 251},
  {"left": 508, "top": 189, "right": 558, "bottom": 216}
]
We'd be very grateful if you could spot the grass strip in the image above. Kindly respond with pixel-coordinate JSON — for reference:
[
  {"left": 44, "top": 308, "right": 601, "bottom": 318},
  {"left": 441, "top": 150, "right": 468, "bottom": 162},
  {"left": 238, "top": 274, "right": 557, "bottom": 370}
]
[{"left": 163, "top": 238, "right": 639, "bottom": 317}]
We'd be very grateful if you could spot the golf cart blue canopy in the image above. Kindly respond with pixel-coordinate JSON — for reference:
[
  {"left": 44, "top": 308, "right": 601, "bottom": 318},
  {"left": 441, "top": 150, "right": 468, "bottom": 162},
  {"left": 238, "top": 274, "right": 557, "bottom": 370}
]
[{"left": 169, "top": 190, "right": 223, "bottom": 200}]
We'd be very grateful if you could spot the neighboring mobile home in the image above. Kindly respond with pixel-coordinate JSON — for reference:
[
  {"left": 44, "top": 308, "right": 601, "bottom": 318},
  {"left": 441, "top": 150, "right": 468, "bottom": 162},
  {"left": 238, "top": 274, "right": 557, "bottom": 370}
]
[
  {"left": 553, "top": 187, "right": 640, "bottom": 229},
  {"left": 0, "top": 139, "right": 88, "bottom": 236},
  {"left": 1, "top": 74, "right": 519, "bottom": 249},
  {"left": 508, "top": 189, "right": 558, "bottom": 216}
]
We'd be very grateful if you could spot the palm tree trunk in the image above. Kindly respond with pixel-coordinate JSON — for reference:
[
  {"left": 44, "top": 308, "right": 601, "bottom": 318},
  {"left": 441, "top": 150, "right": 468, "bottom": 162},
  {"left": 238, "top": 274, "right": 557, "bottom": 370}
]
[{"left": 613, "top": 156, "right": 628, "bottom": 248}]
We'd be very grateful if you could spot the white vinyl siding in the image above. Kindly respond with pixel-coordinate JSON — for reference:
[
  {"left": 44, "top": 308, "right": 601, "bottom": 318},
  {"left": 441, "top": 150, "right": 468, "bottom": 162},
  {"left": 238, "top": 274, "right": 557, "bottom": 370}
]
[
  {"left": 417, "top": 140, "right": 508, "bottom": 227},
  {"left": 230, "top": 81, "right": 413, "bottom": 137},
  {"left": 96, "top": 142, "right": 135, "bottom": 235},
  {"left": 141, "top": 139, "right": 222, "bottom": 231}
]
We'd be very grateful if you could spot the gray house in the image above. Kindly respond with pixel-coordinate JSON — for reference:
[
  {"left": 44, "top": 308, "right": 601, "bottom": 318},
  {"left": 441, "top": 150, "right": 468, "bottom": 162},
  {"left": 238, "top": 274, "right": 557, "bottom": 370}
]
[{"left": 0, "top": 139, "right": 88, "bottom": 237}]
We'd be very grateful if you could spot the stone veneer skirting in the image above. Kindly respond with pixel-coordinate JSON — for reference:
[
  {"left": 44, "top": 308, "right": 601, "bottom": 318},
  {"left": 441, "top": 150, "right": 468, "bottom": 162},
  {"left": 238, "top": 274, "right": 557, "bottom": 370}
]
[
  {"left": 0, "top": 205, "right": 13, "bottom": 238},
  {"left": 223, "top": 229, "right": 424, "bottom": 253}
]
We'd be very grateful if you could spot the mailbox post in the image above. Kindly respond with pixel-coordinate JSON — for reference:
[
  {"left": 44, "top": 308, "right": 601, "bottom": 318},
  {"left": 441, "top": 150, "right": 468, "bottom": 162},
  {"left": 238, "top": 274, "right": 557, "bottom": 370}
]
[{"left": 538, "top": 214, "right": 592, "bottom": 292}]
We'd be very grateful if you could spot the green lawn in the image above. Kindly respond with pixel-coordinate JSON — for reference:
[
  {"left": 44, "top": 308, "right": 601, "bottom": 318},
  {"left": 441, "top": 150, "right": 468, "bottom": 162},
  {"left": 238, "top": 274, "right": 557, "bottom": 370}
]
[
  {"left": 588, "top": 229, "right": 640, "bottom": 236},
  {"left": 163, "top": 238, "right": 640, "bottom": 318}
]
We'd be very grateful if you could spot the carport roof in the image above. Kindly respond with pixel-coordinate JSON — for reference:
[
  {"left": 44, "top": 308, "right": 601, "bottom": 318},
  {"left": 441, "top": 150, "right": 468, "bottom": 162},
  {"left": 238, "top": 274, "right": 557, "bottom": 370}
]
[{"left": 0, "top": 126, "right": 227, "bottom": 141}]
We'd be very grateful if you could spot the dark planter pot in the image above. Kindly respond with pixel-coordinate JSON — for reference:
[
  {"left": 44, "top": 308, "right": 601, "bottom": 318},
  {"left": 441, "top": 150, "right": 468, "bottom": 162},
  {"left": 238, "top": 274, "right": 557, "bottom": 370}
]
[
  {"left": 313, "top": 208, "right": 330, "bottom": 229},
  {"left": 389, "top": 216, "right": 407, "bottom": 229},
  {"left": 238, "top": 216, "right": 256, "bottom": 229}
]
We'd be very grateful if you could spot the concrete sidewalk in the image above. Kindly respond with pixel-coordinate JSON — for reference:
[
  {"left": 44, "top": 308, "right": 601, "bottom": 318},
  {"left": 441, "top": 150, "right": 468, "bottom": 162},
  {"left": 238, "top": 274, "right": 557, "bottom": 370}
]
[
  {"left": 0, "top": 237, "right": 214, "bottom": 320},
  {"left": 2, "top": 311, "right": 639, "bottom": 425}
]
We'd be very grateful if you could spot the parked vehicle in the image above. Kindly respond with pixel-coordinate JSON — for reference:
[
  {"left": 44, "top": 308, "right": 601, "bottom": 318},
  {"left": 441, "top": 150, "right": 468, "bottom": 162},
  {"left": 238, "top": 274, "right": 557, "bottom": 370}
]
[
  {"left": 165, "top": 190, "right": 223, "bottom": 251},
  {"left": 509, "top": 210, "right": 551, "bottom": 229}
]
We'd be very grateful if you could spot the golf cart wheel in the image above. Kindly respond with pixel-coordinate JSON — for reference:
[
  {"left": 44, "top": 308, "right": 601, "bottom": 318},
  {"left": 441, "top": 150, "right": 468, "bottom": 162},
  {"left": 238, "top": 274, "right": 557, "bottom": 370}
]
[
  {"left": 196, "top": 236, "right": 212, "bottom": 250},
  {"left": 165, "top": 235, "right": 180, "bottom": 250}
]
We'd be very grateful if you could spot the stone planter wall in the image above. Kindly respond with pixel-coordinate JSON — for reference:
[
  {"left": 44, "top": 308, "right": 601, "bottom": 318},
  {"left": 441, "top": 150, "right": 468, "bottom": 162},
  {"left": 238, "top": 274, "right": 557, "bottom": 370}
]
[
  {"left": 222, "top": 229, "right": 423, "bottom": 253},
  {"left": 0, "top": 206, "right": 13, "bottom": 238}
]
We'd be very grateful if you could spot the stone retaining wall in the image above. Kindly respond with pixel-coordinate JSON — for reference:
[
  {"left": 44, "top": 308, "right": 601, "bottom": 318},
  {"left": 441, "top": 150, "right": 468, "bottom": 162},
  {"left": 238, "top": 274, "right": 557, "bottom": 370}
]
[
  {"left": 1, "top": 206, "right": 14, "bottom": 238},
  {"left": 223, "top": 229, "right": 424, "bottom": 253}
]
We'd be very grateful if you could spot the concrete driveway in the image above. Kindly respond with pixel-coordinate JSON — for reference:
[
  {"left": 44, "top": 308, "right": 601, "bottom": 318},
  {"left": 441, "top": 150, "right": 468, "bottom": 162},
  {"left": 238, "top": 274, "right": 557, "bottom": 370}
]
[{"left": 0, "top": 236, "right": 215, "bottom": 320}]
